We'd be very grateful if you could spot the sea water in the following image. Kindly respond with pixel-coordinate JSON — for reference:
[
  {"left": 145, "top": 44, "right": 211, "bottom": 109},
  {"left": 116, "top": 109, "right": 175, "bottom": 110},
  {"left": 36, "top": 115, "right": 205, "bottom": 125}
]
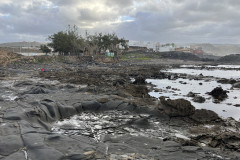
[{"left": 148, "top": 65, "right": 240, "bottom": 120}]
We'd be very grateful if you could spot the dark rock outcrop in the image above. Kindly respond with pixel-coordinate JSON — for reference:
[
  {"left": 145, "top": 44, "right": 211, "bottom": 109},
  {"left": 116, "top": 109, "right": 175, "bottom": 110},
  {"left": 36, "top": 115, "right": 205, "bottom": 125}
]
[
  {"left": 133, "top": 76, "right": 146, "bottom": 85},
  {"left": 191, "top": 109, "right": 221, "bottom": 123},
  {"left": 187, "top": 92, "right": 196, "bottom": 97},
  {"left": 233, "top": 82, "right": 240, "bottom": 88},
  {"left": 208, "top": 87, "right": 228, "bottom": 100},
  {"left": 193, "top": 96, "right": 206, "bottom": 103},
  {"left": 159, "top": 97, "right": 195, "bottom": 117},
  {"left": 218, "top": 54, "right": 240, "bottom": 64},
  {"left": 217, "top": 79, "right": 237, "bottom": 84},
  {"left": 82, "top": 101, "right": 101, "bottom": 111}
]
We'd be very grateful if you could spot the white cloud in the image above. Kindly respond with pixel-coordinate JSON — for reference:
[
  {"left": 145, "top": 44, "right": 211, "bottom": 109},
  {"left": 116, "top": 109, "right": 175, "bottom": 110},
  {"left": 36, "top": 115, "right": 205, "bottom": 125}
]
[{"left": 1, "top": 0, "right": 240, "bottom": 43}]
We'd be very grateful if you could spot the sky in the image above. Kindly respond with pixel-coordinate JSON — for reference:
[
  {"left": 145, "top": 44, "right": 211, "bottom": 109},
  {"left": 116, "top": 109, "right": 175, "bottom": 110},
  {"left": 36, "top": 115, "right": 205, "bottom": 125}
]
[{"left": 0, "top": 0, "right": 240, "bottom": 44}]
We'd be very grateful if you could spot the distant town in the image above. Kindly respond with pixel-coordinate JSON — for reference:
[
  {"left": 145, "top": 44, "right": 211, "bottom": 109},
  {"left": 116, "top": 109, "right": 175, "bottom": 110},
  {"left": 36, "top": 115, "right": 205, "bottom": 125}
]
[{"left": 1, "top": 40, "right": 240, "bottom": 57}]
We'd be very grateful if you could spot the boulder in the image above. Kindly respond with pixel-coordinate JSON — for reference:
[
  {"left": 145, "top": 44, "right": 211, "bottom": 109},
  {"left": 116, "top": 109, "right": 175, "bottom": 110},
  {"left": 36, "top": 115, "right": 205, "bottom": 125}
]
[
  {"left": 193, "top": 96, "right": 206, "bottom": 103},
  {"left": 233, "top": 82, "right": 240, "bottom": 88},
  {"left": 187, "top": 92, "right": 196, "bottom": 97},
  {"left": 159, "top": 97, "right": 195, "bottom": 117},
  {"left": 57, "top": 103, "right": 77, "bottom": 119},
  {"left": 208, "top": 87, "right": 228, "bottom": 100},
  {"left": 191, "top": 109, "right": 221, "bottom": 123}
]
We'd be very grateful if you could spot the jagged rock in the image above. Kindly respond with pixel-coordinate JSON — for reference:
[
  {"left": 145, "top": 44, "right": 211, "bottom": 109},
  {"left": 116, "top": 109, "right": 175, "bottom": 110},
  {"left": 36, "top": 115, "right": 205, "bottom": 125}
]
[
  {"left": 24, "top": 87, "right": 48, "bottom": 94},
  {"left": 208, "top": 87, "right": 228, "bottom": 100},
  {"left": 195, "top": 132, "right": 240, "bottom": 150},
  {"left": 159, "top": 97, "right": 195, "bottom": 117},
  {"left": 191, "top": 109, "right": 221, "bottom": 123},
  {"left": 193, "top": 96, "right": 206, "bottom": 103},
  {"left": 133, "top": 76, "right": 146, "bottom": 85},
  {"left": 57, "top": 103, "right": 76, "bottom": 119},
  {"left": 72, "top": 102, "right": 83, "bottom": 113},
  {"left": 187, "top": 92, "right": 196, "bottom": 97}
]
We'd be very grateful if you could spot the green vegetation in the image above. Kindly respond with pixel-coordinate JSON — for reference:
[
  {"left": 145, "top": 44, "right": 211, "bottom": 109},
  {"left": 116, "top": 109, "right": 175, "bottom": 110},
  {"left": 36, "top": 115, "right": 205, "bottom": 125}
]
[
  {"left": 40, "top": 45, "right": 51, "bottom": 55},
  {"left": 48, "top": 25, "right": 128, "bottom": 57}
]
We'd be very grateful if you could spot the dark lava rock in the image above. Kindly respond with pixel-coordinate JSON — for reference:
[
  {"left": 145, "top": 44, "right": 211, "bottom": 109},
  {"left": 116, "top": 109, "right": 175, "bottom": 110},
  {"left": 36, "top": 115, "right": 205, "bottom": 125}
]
[
  {"left": 208, "top": 87, "right": 228, "bottom": 100},
  {"left": 159, "top": 97, "right": 195, "bottom": 117},
  {"left": 233, "top": 82, "right": 240, "bottom": 88},
  {"left": 24, "top": 87, "right": 48, "bottom": 94},
  {"left": 151, "top": 72, "right": 166, "bottom": 79},
  {"left": 187, "top": 92, "right": 196, "bottom": 97},
  {"left": 191, "top": 109, "right": 221, "bottom": 123},
  {"left": 193, "top": 96, "right": 206, "bottom": 103},
  {"left": 82, "top": 101, "right": 101, "bottom": 111},
  {"left": 234, "top": 104, "right": 240, "bottom": 107},
  {"left": 133, "top": 76, "right": 146, "bottom": 85},
  {"left": 57, "top": 103, "right": 76, "bottom": 119},
  {"left": 195, "top": 132, "right": 240, "bottom": 150},
  {"left": 217, "top": 79, "right": 237, "bottom": 84},
  {"left": 124, "top": 84, "right": 150, "bottom": 98}
]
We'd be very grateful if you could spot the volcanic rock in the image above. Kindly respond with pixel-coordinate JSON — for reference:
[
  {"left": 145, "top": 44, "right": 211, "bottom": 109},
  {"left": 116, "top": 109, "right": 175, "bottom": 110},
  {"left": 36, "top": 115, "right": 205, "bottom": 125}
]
[
  {"left": 191, "top": 109, "right": 221, "bottom": 123},
  {"left": 159, "top": 97, "right": 195, "bottom": 117},
  {"left": 193, "top": 96, "right": 206, "bottom": 103},
  {"left": 133, "top": 76, "right": 146, "bottom": 85},
  {"left": 208, "top": 87, "right": 228, "bottom": 100},
  {"left": 233, "top": 82, "right": 240, "bottom": 88},
  {"left": 187, "top": 92, "right": 196, "bottom": 97},
  {"left": 24, "top": 87, "right": 48, "bottom": 94}
]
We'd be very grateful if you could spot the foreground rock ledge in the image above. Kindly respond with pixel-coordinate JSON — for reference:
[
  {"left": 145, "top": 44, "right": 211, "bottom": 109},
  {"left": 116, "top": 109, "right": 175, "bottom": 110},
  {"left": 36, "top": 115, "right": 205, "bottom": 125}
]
[{"left": 0, "top": 62, "right": 240, "bottom": 159}]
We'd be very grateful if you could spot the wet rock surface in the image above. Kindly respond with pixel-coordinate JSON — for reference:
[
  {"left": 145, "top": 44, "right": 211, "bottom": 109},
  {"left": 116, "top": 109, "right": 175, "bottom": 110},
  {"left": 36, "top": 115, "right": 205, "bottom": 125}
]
[{"left": 0, "top": 61, "right": 239, "bottom": 160}]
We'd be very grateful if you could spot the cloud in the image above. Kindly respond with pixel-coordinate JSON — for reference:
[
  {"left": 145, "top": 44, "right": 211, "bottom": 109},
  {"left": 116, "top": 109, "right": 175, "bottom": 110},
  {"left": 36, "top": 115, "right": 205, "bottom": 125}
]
[
  {"left": 116, "top": 0, "right": 240, "bottom": 43},
  {"left": 0, "top": 0, "right": 240, "bottom": 43}
]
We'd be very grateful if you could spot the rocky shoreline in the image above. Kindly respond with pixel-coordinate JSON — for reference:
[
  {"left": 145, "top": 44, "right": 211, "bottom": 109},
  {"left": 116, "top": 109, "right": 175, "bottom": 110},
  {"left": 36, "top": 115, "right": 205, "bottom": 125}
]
[{"left": 0, "top": 59, "right": 240, "bottom": 160}]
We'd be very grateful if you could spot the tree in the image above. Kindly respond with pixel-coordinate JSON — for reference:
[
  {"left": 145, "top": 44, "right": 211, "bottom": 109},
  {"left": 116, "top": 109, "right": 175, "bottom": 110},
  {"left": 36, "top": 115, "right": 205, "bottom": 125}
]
[
  {"left": 48, "top": 25, "right": 84, "bottom": 55},
  {"left": 48, "top": 25, "right": 128, "bottom": 58},
  {"left": 40, "top": 45, "right": 51, "bottom": 55}
]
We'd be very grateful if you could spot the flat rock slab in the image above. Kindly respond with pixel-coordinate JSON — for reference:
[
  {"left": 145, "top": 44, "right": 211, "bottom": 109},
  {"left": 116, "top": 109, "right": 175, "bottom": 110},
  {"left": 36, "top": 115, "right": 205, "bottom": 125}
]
[{"left": 0, "top": 135, "right": 24, "bottom": 156}]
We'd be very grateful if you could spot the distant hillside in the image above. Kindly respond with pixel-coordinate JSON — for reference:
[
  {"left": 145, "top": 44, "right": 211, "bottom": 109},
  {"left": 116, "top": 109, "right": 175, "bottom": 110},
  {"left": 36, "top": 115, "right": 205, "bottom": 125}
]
[
  {"left": 190, "top": 43, "right": 240, "bottom": 56},
  {"left": 218, "top": 54, "right": 240, "bottom": 64},
  {"left": 0, "top": 41, "right": 44, "bottom": 48}
]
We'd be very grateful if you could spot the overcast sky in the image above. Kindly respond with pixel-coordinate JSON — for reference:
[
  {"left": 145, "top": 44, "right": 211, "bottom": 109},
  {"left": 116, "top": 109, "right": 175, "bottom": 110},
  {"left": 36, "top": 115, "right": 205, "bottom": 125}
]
[{"left": 0, "top": 0, "right": 240, "bottom": 44}]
